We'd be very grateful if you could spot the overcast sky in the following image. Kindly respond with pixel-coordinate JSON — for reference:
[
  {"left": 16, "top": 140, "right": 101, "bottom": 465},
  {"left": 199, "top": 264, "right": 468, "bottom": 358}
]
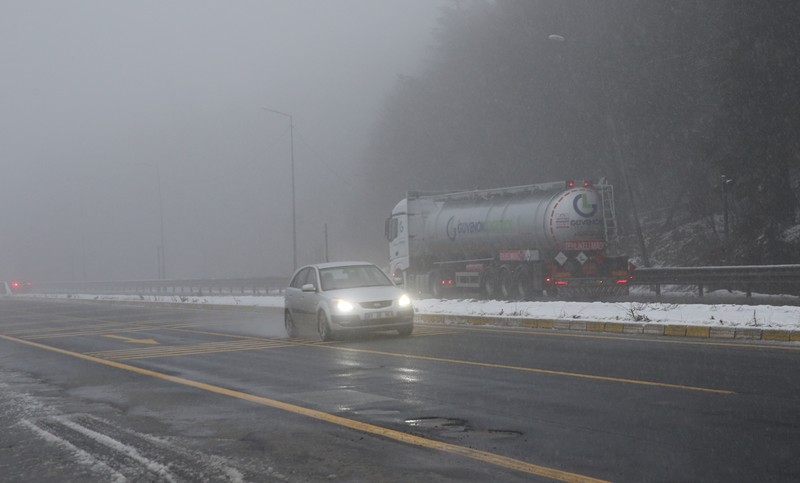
[{"left": 0, "top": 0, "right": 444, "bottom": 282}]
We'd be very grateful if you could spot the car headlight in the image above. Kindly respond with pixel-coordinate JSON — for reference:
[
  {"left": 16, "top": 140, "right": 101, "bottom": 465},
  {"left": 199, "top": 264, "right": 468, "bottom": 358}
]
[
  {"left": 334, "top": 299, "right": 354, "bottom": 312},
  {"left": 398, "top": 294, "right": 411, "bottom": 307}
]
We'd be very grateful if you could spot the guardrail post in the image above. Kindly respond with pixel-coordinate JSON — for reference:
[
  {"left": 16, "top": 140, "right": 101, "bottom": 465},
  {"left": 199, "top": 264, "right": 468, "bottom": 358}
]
[{"left": 698, "top": 285, "right": 704, "bottom": 297}]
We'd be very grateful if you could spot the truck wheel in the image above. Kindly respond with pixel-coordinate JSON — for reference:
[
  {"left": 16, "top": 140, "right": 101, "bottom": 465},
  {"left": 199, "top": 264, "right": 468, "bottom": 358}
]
[
  {"left": 512, "top": 267, "right": 533, "bottom": 300},
  {"left": 499, "top": 266, "right": 513, "bottom": 300},
  {"left": 429, "top": 271, "right": 443, "bottom": 298},
  {"left": 482, "top": 268, "right": 498, "bottom": 299}
]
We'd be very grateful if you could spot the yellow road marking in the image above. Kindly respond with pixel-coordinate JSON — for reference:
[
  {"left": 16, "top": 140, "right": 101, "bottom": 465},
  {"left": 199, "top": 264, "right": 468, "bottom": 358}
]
[
  {"left": 102, "top": 334, "right": 159, "bottom": 345},
  {"left": 2, "top": 316, "right": 736, "bottom": 395},
  {"left": 419, "top": 323, "right": 800, "bottom": 352},
  {"left": 88, "top": 338, "right": 297, "bottom": 360},
  {"left": 22, "top": 322, "right": 208, "bottom": 340},
  {"left": 0, "top": 333, "right": 608, "bottom": 483},
  {"left": 0, "top": 310, "right": 183, "bottom": 332},
  {"left": 315, "top": 345, "right": 735, "bottom": 395},
  {"left": 164, "top": 326, "right": 735, "bottom": 394},
  {"left": 5, "top": 318, "right": 177, "bottom": 337}
]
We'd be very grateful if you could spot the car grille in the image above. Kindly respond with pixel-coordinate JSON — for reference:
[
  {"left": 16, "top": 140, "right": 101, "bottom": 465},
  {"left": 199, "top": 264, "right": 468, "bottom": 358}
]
[{"left": 360, "top": 300, "right": 392, "bottom": 309}]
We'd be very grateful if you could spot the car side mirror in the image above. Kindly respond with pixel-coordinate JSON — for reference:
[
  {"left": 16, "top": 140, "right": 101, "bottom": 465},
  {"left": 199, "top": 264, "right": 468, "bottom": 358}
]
[
  {"left": 392, "top": 276, "right": 404, "bottom": 286},
  {"left": 301, "top": 283, "right": 316, "bottom": 292}
]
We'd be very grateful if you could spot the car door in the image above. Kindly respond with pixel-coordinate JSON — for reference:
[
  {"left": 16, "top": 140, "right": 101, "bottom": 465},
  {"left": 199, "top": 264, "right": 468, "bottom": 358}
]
[
  {"left": 295, "top": 267, "right": 320, "bottom": 328},
  {"left": 286, "top": 267, "right": 311, "bottom": 326}
]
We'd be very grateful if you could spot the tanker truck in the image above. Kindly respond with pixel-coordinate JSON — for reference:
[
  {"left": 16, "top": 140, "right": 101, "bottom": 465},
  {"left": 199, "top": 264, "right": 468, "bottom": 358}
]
[{"left": 385, "top": 179, "right": 631, "bottom": 299}]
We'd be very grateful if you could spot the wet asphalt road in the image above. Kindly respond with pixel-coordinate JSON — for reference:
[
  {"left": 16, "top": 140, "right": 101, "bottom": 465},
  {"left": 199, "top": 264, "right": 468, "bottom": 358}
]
[{"left": 1, "top": 298, "right": 799, "bottom": 482}]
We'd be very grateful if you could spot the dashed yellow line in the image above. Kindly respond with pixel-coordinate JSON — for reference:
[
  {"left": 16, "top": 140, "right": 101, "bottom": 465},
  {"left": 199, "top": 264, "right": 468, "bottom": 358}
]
[
  {"left": 411, "top": 327, "right": 463, "bottom": 337},
  {"left": 5, "top": 317, "right": 189, "bottom": 337},
  {"left": 3, "top": 315, "right": 735, "bottom": 394},
  {"left": 427, "top": 323, "right": 800, "bottom": 352},
  {"left": 21, "top": 322, "right": 208, "bottom": 340},
  {"left": 110, "top": 324, "right": 733, "bottom": 394},
  {"left": 0, "top": 311, "right": 182, "bottom": 333},
  {"left": 87, "top": 338, "right": 302, "bottom": 360},
  {"left": 0, "top": 333, "right": 609, "bottom": 483},
  {"left": 318, "top": 344, "right": 734, "bottom": 395}
]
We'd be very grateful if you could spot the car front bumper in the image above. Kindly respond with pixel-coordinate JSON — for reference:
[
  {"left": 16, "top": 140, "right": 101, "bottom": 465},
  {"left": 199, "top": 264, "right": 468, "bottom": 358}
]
[{"left": 331, "top": 311, "right": 414, "bottom": 332}]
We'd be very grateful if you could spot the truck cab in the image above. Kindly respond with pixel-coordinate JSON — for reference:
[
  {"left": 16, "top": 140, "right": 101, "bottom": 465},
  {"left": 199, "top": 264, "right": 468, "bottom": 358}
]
[{"left": 386, "top": 198, "right": 409, "bottom": 282}]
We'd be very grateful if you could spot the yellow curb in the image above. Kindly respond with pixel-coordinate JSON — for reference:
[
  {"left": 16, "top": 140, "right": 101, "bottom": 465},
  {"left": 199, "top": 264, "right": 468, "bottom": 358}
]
[
  {"left": 538, "top": 320, "right": 555, "bottom": 329},
  {"left": 622, "top": 324, "right": 643, "bottom": 334},
  {"left": 587, "top": 322, "right": 605, "bottom": 332},
  {"left": 686, "top": 326, "right": 710, "bottom": 338},
  {"left": 735, "top": 328, "right": 762, "bottom": 339},
  {"left": 664, "top": 325, "right": 688, "bottom": 337},
  {"left": 603, "top": 322, "right": 625, "bottom": 333},
  {"left": 762, "top": 330, "right": 791, "bottom": 342},
  {"left": 643, "top": 324, "right": 665, "bottom": 335}
]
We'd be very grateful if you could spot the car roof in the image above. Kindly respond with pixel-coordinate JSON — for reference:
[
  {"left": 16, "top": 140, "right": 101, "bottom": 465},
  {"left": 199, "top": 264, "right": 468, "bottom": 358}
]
[{"left": 308, "top": 261, "right": 376, "bottom": 270}]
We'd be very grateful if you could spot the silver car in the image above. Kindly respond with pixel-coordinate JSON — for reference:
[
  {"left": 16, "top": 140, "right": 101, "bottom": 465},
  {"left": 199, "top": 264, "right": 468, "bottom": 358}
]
[{"left": 284, "top": 262, "right": 414, "bottom": 340}]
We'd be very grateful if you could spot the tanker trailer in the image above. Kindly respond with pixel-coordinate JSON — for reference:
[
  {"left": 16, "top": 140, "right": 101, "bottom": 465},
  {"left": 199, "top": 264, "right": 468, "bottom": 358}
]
[{"left": 385, "top": 180, "right": 631, "bottom": 299}]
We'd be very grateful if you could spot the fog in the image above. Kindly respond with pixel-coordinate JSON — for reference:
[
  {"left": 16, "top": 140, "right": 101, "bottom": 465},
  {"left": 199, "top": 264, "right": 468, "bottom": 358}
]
[{"left": 0, "top": 1, "right": 443, "bottom": 282}]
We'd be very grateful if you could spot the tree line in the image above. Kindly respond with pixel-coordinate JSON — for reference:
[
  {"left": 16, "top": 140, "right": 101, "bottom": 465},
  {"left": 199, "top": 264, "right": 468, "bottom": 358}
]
[{"left": 360, "top": 0, "right": 800, "bottom": 266}]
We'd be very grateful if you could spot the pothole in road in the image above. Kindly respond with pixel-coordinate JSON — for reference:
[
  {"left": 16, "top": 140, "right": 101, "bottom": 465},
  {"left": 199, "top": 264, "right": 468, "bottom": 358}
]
[
  {"left": 404, "top": 417, "right": 524, "bottom": 440},
  {"left": 404, "top": 417, "right": 467, "bottom": 431},
  {"left": 355, "top": 409, "right": 400, "bottom": 416}
]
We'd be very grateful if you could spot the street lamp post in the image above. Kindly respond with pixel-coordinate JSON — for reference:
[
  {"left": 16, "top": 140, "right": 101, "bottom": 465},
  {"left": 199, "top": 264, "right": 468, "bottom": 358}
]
[
  {"left": 263, "top": 107, "right": 297, "bottom": 272},
  {"left": 136, "top": 163, "right": 166, "bottom": 279},
  {"left": 156, "top": 165, "right": 166, "bottom": 279},
  {"left": 721, "top": 175, "right": 734, "bottom": 237}
]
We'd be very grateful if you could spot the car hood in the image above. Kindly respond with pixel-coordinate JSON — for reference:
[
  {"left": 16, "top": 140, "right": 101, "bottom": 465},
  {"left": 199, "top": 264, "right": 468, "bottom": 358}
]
[{"left": 322, "top": 286, "right": 405, "bottom": 302}]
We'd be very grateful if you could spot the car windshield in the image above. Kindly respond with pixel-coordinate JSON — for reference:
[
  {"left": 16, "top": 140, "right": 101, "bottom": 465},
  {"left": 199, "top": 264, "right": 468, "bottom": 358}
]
[{"left": 319, "top": 265, "right": 392, "bottom": 291}]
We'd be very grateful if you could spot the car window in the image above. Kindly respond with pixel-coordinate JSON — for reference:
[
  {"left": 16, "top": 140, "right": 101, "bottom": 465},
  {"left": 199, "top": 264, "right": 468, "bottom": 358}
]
[
  {"left": 319, "top": 265, "right": 392, "bottom": 290},
  {"left": 289, "top": 268, "right": 310, "bottom": 289},
  {"left": 303, "top": 268, "right": 318, "bottom": 288}
]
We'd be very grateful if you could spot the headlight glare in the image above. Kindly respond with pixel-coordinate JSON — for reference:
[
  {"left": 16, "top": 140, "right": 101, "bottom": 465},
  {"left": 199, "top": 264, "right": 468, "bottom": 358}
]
[
  {"left": 335, "top": 299, "right": 354, "bottom": 312},
  {"left": 398, "top": 294, "right": 411, "bottom": 307}
]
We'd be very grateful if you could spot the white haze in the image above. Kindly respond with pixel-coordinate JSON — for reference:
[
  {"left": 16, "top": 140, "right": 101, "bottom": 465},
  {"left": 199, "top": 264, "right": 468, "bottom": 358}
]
[{"left": 0, "top": 0, "right": 444, "bottom": 282}]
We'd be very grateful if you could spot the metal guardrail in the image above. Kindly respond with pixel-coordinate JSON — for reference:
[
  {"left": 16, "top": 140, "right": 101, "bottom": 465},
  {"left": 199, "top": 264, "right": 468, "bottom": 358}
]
[
  {"left": 35, "top": 277, "right": 289, "bottom": 296},
  {"left": 29, "top": 265, "right": 800, "bottom": 300},
  {"left": 631, "top": 264, "right": 800, "bottom": 297}
]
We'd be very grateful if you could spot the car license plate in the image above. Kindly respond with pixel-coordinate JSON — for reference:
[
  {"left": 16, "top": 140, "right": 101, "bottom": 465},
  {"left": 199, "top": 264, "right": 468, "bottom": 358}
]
[{"left": 365, "top": 311, "right": 392, "bottom": 320}]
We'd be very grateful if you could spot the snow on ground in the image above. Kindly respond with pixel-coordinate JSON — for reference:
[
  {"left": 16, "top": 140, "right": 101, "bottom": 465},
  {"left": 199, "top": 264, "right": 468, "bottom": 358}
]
[{"left": 28, "top": 291, "right": 800, "bottom": 330}]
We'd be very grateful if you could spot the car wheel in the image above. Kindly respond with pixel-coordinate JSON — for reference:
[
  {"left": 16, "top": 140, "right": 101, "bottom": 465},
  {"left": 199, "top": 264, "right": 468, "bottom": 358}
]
[
  {"left": 318, "top": 311, "right": 334, "bottom": 341},
  {"left": 285, "top": 310, "right": 298, "bottom": 338},
  {"left": 397, "top": 324, "right": 413, "bottom": 337}
]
